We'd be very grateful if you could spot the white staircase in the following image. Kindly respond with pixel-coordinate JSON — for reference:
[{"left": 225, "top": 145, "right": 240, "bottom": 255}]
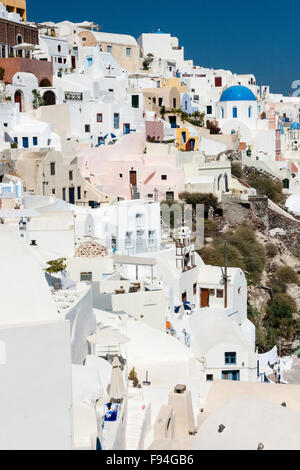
[{"left": 126, "top": 388, "right": 151, "bottom": 450}]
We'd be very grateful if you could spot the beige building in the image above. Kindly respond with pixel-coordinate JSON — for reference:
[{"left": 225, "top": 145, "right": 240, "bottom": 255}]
[
  {"left": 1, "top": 0, "right": 26, "bottom": 21},
  {"left": 16, "top": 149, "right": 112, "bottom": 205},
  {"left": 77, "top": 31, "right": 141, "bottom": 73},
  {"left": 143, "top": 86, "right": 181, "bottom": 114}
]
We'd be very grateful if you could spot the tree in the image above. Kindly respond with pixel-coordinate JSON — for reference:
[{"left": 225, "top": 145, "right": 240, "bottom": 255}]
[
  {"left": 142, "top": 54, "right": 154, "bottom": 71},
  {"left": 206, "top": 120, "right": 221, "bottom": 134},
  {"left": 0, "top": 67, "right": 5, "bottom": 82}
]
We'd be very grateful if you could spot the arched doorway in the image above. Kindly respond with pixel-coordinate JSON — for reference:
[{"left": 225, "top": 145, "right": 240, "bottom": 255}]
[
  {"left": 39, "top": 78, "right": 52, "bottom": 87},
  {"left": 14, "top": 90, "right": 23, "bottom": 112},
  {"left": 186, "top": 138, "right": 195, "bottom": 151},
  {"left": 43, "top": 91, "right": 56, "bottom": 106}
]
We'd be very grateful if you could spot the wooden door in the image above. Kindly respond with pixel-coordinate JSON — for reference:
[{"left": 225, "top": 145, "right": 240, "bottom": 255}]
[
  {"left": 200, "top": 288, "right": 209, "bottom": 308},
  {"left": 129, "top": 171, "right": 137, "bottom": 186}
]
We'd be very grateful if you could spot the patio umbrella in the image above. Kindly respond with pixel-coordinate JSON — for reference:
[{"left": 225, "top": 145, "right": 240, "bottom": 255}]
[
  {"left": 174, "top": 301, "right": 195, "bottom": 316},
  {"left": 87, "top": 328, "right": 130, "bottom": 347},
  {"left": 13, "top": 43, "right": 39, "bottom": 51},
  {"left": 109, "top": 356, "right": 124, "bottom": 402},
  {"left": 103, "top": 133, "right": 117, "bottom": 141}
]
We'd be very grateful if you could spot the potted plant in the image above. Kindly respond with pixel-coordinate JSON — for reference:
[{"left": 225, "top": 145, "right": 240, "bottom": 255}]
[{"left": 128, "top": 367, "right": 137, "bottom": 387}]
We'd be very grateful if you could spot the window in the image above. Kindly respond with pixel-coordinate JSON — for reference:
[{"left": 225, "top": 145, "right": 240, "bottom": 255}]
[
  {"left": 148, "top": 230, "right": 156, "bottom": 246},
  {"left": 225, "top": 352, "right": 236, "bottom": 364},
  {"left": 58, "top": 45, "right": 61, "bottom": 53},
  {"left": 210, "top": 289, "right": 215, "bottom": 295},
  {"left": 80, "top": 272, "right": 92, "bottom": 282},
  {"left": 182, "top": 292, "right": 187, "bottom": 302},
  {"left": 248, "top": 106, "right": 252, "bottom": 118},
  {"left": 132, "top": 95, "right": 139, "bottom": 108},
  {"left": 97, "top": 113, "right": 103, "bottom": 122},
  {"left": 173, "top": 98, "right": 177, "bottom": 108},
  {"left": 125, "top": 231, "right": 133, "bottom": 248},
  {"left": 22, "top": 137, "right": 29, "bottom": 148},
  {"left": 114, "top": 113, "right": 120, "bottom": 129},
  {"left": 77, "top": 186, "right": 81, "bottom": 200},
  {"left": 222, "top": 370, "right": 240, "bottom": 381},
  {"left": 217, "top": 289, "right": 224, "bottom": 298},
  {"left": 119, "top": 173, "right": 123, "bottom": 178},
  {"left": 62, "top": 188, "right": 66, "bottom": 200},
  {"left": 232, "top": 107, "right": 238, "bottom": 118},
  {"left": 107, "top": 45, "right": 112, "bottom": 53},
  {"left": 85, "top": 124, "right": 90, "bottom": 133},
  {"left": 82, "top": 37, "right": 87, "bottom": 42},
  {"left": 161, "top": 175, "right": 167, "bottom": 180},
  {"left": 206, "top": 105, "right": 212, "bottom": 114},
  {"left": 126, "top": 47, "right": 131, "bottom": 57},
  {"left": 69, "top": 171, "right": 73, "bottom": 181},
  {"left": 50, "top": 162, "right": 55, "bottom": 175},
  {"left": 221, "top": 107, "right": 224, "bottom": 119},
  {"left": 33, "top": 137, "right": 38, "bottom": 146},
  {"left": 14, "top": 137, "right": 18, "bottom": 144},
  {"left": 206, "top": 374, "right": 213, "bottom": 381},
  {"left": 215, "top": 77, "right": 222, "bottom": 87},
  {"left": 158, "top": 97, "right": 163, "bottom": 107},
  {"left": 52, "top": 189, "right": 55, "bottom": 195},
  {"left": 193, "top": 283, "right": 197, "bottom": 295}
]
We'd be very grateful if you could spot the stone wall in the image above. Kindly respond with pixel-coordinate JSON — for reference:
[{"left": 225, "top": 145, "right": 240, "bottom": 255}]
[{"left": 220, "top": 195, "right": 269, "bottom": 231}]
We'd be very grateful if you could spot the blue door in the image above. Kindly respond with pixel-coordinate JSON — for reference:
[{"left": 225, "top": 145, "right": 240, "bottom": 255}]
[
  {"left": 123, "top": 123, "right": 130, "bottom": 135},
  {"left": 22, "top": 137, "right": 29, "bottom": 148}
]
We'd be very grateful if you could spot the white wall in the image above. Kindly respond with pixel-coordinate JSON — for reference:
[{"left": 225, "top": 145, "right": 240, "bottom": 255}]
[{"left": 0, "top": 320, "right": 73, "bottom": 450}]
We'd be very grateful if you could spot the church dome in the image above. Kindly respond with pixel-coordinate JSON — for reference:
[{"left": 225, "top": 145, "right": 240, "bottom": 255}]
[{"left": 220, "top": 85, "right": 256, "bottom": 102}]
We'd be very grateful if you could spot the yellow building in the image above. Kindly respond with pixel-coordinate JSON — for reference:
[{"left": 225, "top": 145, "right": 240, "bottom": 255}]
[
  {"left": 176, "top": 128, "right": 199, "bottom": 151},
  {"left": 1, "top": 0, "right": 27, "bottom": 21}
]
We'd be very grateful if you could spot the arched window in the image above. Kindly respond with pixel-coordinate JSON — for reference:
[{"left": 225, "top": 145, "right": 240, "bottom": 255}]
[
  {"left": 248, "top": 106, "right": 252, "bottom": 118},
  {"left": 232, "top": 107, "right": 238, "bottom": 118},
  {"left": 16, "top": 34, "right": 23, "bottom": 45},
  {"left": 221, "top": 107, "right": 224, "bottom": 119}
]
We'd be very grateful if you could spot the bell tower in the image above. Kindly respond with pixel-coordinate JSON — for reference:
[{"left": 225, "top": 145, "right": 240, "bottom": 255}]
[{"left": 175, "top": 226, "right": 196, "bottom": 271}]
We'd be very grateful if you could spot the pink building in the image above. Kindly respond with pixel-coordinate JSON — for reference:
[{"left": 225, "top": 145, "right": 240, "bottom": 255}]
[{"left": 77, "top": 132, "right": 184, "bottom": 201}]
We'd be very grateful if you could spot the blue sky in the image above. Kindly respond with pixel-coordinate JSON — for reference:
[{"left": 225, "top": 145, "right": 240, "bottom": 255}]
[{"left": 27, "top": 0, "right": 298, "bottom": 95}]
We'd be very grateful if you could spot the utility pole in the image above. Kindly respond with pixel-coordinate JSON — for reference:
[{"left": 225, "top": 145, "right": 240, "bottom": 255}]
[{"left": 224, "top": 239, "right": 228, "bottom": 309}]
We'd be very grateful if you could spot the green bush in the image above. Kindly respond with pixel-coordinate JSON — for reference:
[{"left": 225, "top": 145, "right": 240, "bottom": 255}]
[
  {"left": 231, "top": 162, "right": 243, "bottom": 179},
  {"left": 265, "top": 242, "right": 278, "bottom": 258},
  {"left": 276, "top": 266, "right": 299, "bottom": 285},
  {"left": 204, "top": 219, "right": 219, "bottom": 239},
  {"left": 199, "top": 225, "right": 265, "bottom": 285},
  {"left": 179, "top": 192, "right": 219, "bottom": 217},
  {"left": 264, "top": 294, "right": 297, "bottom": 343},
  {"left": 45, "top": 257, "right": 67, "bottom": 273},
  {"left": 245, "top": 169, "right": 284, "bottom": 204}
]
